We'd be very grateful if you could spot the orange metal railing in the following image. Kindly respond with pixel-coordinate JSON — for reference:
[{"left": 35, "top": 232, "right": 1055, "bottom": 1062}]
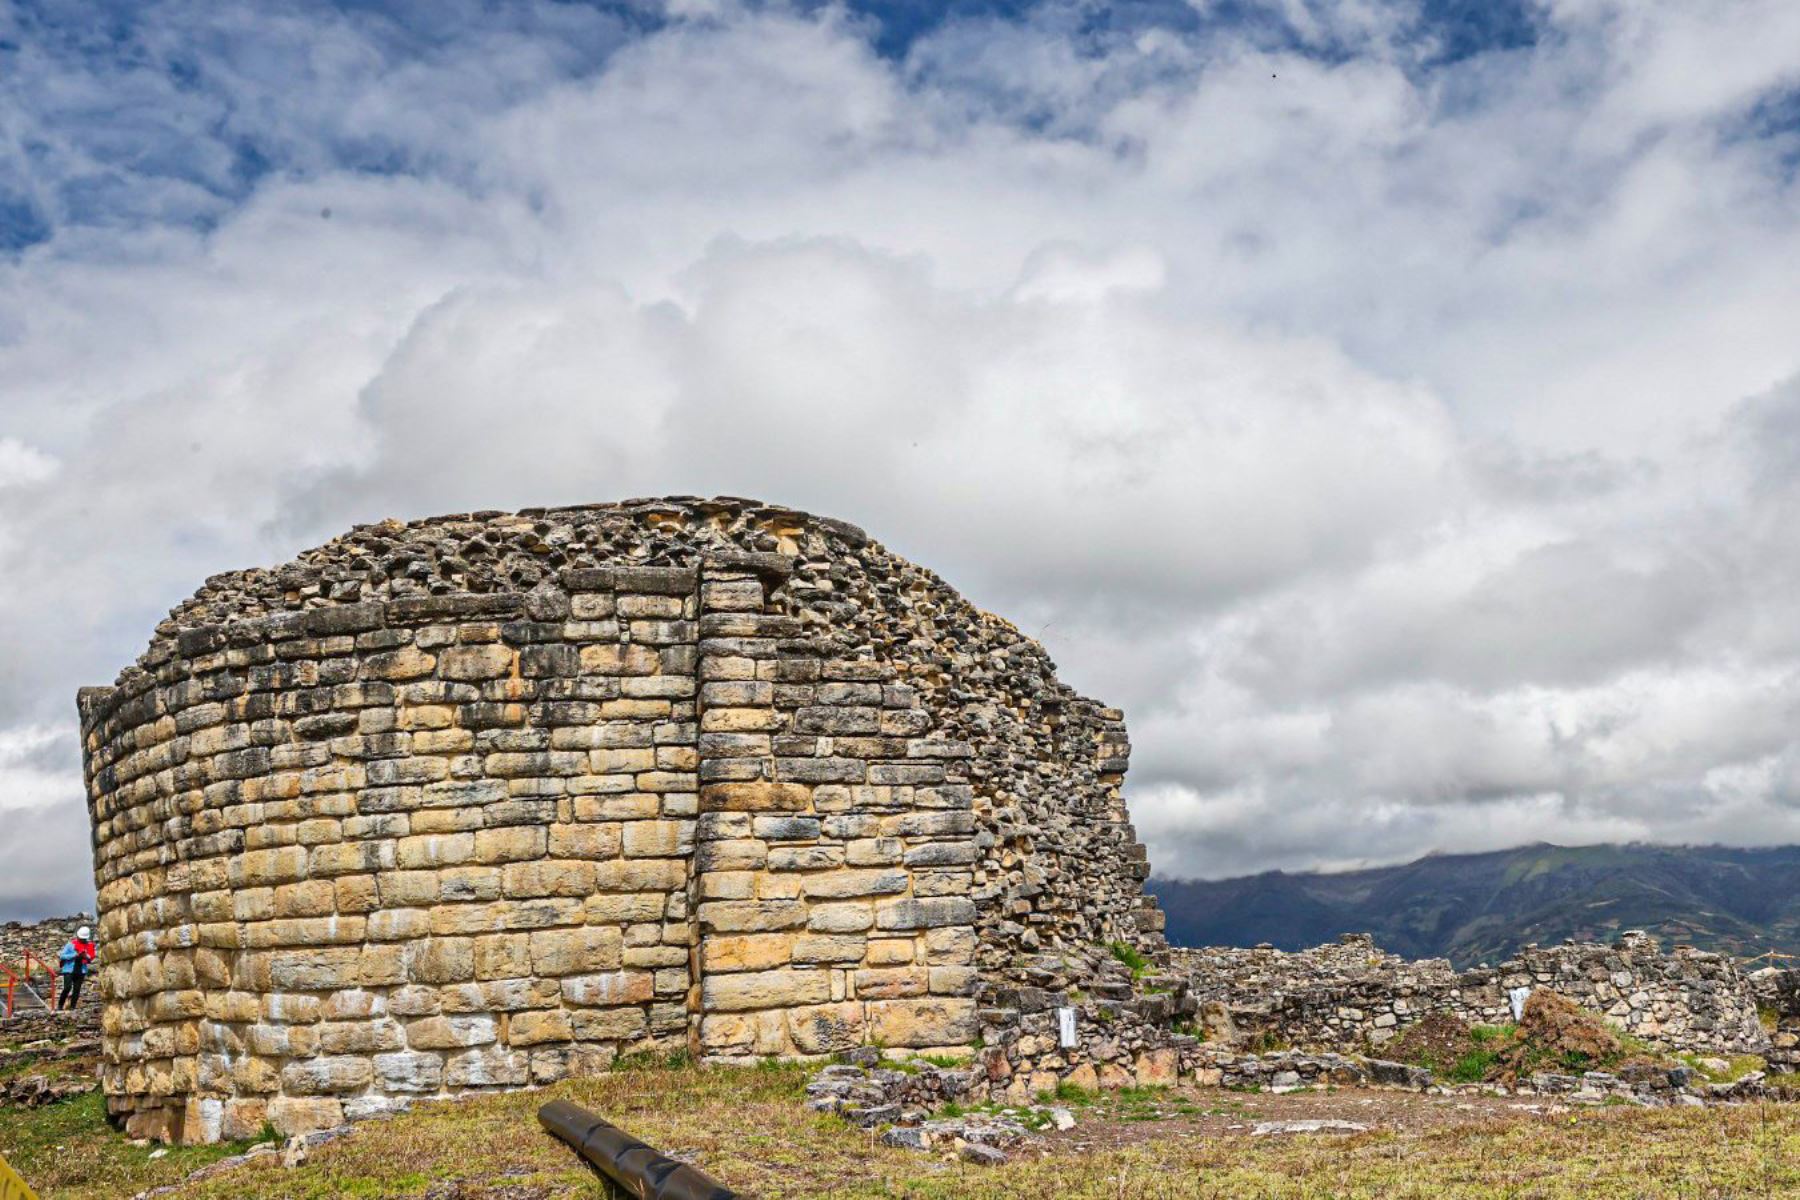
[{"left": 2, "top": 950, "right": 57, "bottom": 1019}]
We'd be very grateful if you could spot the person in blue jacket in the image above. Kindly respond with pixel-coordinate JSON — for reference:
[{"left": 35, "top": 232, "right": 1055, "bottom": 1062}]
[{"left": 56, "top": 925, "right": 96, "bottom": 1011}]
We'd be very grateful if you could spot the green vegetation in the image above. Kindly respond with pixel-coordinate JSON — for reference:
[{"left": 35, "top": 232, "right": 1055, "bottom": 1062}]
[
  {"left": 0, "top": 1091, "right": 276, "bottom": 1200},
  {"left": 9, "top": 1055, "right": 1800, "bottom": 1198},
  {"left": 1108, "top": 941, "right": 1150, "bottom": 979},
  {"left": 1678, "top": 1052, "right": 1769, "bottom": 1083}
]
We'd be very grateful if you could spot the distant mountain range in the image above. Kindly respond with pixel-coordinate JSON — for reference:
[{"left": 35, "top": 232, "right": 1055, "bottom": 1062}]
[{"left": 1148, "top": 843, "right": 1800, "bottom": 968}]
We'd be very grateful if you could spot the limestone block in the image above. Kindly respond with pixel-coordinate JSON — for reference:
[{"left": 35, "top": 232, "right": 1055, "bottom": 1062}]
[
  {"left": 444, "top": 1047, "right": 530, "bottom": 1088},
  {"left": 696, "top": 840, "right": 767, "bottom": 872},
  {"left": 787, "top": 1002, "right": 866, "bottom": 1054},
  {"left": 309, "top": 1021, "right": 405, "bottom": 1057},
  {"left": 439, "top": 645, "right": 515, "bottom": 681},
  {"left": 793, "top": 935, "right": 866, "bottom": 965},
  {"left": 374, "top": 1051, "right": 444, "bottom": 1093},
  {"left": 585, "top": 893, "right": 671, "bottom": 924},
  {"left": 874, "top": 898, "right": 976, "bottom": 931},
  {"left": 405, "top": 1015, "right": 498, "bottom": 1050},
  {"left": 702, "top": 968, "right": 830, "bottom": 1012},
  {"left": 268, "top": 1097, "right": 345, "bottom": 1138},
  {"left": 508, "top": 1009, "right": 574, "bottom": 1046},
  {"left": 699, "top": 899, "right": 807, "bottom": 933},
  {"left": 572, "top": 1007, "right": 648, "bottom": 1041},
  {"left": 1134, "top": 1049, "right": 1178, "bottom": 1086},
  {"left": 765, "top": 846, "right": 841, "bottom": 872},
  {"left": 334, "top": 875, "right": 380, "bottom": 913},
  {"left": 845, "top": 838, "right": 903, "bottom": 866},
  {"left": 473, "top": 827, "right": 547, "bottom": 864},
  {"left": 572, "top": 793, "right": 659, "bottom": 820},
  {"left": 700, "top": 782, "right": 810, "bottom": 813},
  {"left": 802, "top": 869, "right": 908, "bottom": 899},
  {"left": 367, "top": 908, "right": 432, "bottom": 941},
  {"left": 865, "top": 998, "right": 978, "bottom": 1048},
  {"left": 928, "top": 966, "right": 979, "bottom": 996},
  {"left": 439, "top": 868, "right": 503, "bottom": 904},
  {"left": 396, "top": 833, "right": 474, "bottom": 870},
  {"left": 281, "top": 1056, "right": 375, "bottom": 1096},
  {"left": 807, "top": 903, "right": 874, "bottom": 933},
  {"left": 479, "top": 978, "right": 562, "bottom": 1012},
  {"left": 866, "top": 938, "right": 914, "bottom": 966},
  {"left": 594, "top": 859, "right": 688, "bottom": 893},
  {"left": 622, "top": 820, "right": 695, "bottom": 859},
  {"left": 702, "top": 934, "right": 794, "bottom": 974},
  {"left": 698, "top": 1011, "right": 786, "bottom": 1056},
  {"left": 474, "top": 933, "right": 533, "bottom": 980},
  {"left": 409, "top": 938, "right": 475, "bottom": 985},
  {"left": 269, "top": 947, "right": 362, "bottom": 991},
  {"left": 548, "top": 822, "right": 623, "bottom": 859},
  {"left": 561, "top": 971, "right": 655, "bottom": 1007},
  {"left": 219, "top": 1098, "right": 269, "bottom": 1142},
  {"left": 431, "top": 903, "right": 503, "bottom": 937},
  {"left": 502, "top": 860, "right": 595, "bottom": 898},
  {"left": 854, "top": 966, "right": 929, "bottom": 999},
  {"left": 529, "top": 926, "right": 624, "bottom": 977}
]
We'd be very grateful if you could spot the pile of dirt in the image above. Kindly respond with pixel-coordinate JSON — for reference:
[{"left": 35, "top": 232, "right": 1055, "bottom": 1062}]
[
  {"left": 1383, "top": 1013, "right": 1476, "bottom": 1073},
  {"left": 1493, "top": 990, "right": 1630, "bottom": 1081}
]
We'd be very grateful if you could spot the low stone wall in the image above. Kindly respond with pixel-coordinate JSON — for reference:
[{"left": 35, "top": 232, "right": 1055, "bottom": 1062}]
[
  {"left": 1750, "top": 968, "right": 1800, "bottom": 1072},
  {"left": 1174, "top": 932, "right": 1769, "bottom": 1057}
]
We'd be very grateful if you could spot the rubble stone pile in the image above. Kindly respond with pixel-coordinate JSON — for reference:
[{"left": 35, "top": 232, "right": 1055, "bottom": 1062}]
[{"left": 77, "top": 497, "right": 1164, "bottom": 1142}]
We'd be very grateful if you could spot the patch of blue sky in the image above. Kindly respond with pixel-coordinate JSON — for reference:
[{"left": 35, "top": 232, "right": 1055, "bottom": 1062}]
[
  {"left": 0, "top": 0, "right": 1555, "bottom": 257},
  {"left": 1729, "top": 85, "right": 1800, "bottom": 180},
  {"left": 0, "top": 0, "right": 655, "bottom": 255}
]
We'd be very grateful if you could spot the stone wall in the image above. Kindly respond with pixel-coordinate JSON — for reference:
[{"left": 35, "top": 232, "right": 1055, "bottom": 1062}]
[
  {"left": 1173, "top": 931, "right": 1769, "bottom": 1057},
  {"left": 79, "top": 498, "right": 1161, "bottom": 1141}
]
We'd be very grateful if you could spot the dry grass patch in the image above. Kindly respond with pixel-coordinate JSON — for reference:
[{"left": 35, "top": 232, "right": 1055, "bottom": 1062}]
[{"left": 9, "top": 1061, "right": 1800, "bottom": 1199}]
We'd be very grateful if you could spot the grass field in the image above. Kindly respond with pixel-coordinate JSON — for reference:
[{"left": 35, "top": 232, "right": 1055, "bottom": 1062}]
[{"left": 5, "top": 1060, "right": 1800, "bottom": 1199}]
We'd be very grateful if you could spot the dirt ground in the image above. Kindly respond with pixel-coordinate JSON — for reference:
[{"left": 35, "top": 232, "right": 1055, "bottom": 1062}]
[{"left": 1018, "top": 1084, "right": 1586, "bottom": 1158}]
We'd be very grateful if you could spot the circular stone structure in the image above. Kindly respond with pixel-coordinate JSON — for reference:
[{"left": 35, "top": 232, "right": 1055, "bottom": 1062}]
[{"left": 79, "top": 497, "right": 1163, "bottom": 1142}]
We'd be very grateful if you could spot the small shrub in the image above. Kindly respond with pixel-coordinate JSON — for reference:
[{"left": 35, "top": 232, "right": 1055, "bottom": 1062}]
[
  {"left": 1053, "top": 1080, "right": 1096, "bottom": 1104},
  {"left": 1108, "top": 941, "right": 1150, "bottom": 979}
]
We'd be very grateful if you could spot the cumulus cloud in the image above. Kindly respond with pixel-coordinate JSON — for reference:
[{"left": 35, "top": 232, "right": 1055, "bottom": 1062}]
[{"left": 3, "top": 0, "right": 1800, "bottom": 915}]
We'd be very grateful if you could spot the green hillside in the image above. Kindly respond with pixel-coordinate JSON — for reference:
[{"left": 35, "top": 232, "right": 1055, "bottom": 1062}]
[{"left": 1149, "top": 843, "right": 1800, "bottom": 967}]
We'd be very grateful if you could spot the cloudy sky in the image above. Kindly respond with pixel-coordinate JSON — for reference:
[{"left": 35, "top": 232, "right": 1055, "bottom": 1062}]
[{"left": 3, "top": 0, "right": 1800, "bottom": 919}]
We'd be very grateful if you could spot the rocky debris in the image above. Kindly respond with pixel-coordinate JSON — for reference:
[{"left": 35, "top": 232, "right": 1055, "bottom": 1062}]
[
  {"left": 958, "top": 1143, "right": 1008, "bottom": 1166},
  {"left": 806, "top": 1061, "right": 972, "bottom": 1127},
  {"left": 281, "top": 1125, "right": 351, "bottom": 1168},
  {"left": 1252, "top": 1119, "right": 1371, "bottom": 1136},
  {"left": 127, "top": 1143, "right": 285, "bottom": 1199},
  {"left": 1750, "top": 967, "right": 1800, "bottom": 1073},
  {"left": 0, "top": 1072, "right": 95, "bottom": 1106}
]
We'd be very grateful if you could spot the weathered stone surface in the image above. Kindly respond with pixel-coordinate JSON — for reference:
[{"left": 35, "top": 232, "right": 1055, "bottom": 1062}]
[{"left": 80, "top": 498, "right": 1160, "bottom": 1142}]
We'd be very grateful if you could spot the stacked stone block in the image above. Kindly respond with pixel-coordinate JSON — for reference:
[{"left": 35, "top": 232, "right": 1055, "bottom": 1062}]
[
  {"left": 82, "top": 502, "right": 1133, "bottom": 1143},
  {"left": 80, "top": 567, "right": 711, "bottom": 1141},
  {"left": 690, "top": 564, "right": 977, "bottom": 1059}
]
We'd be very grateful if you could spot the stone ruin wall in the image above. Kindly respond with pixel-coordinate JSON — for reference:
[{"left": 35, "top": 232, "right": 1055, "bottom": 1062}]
[
  {"left": 1750, "top": 968, "right": 1800, "bottom": 1072},
  {"left": 1172, "top": 932, "right": 1770, "bottom": 1058},
  {"left": 78, "top": 498, "right": 1163, "bottom": 1142},
  {"left": 945, "top": 931, "right": 1780, "bottom": 1115}
]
